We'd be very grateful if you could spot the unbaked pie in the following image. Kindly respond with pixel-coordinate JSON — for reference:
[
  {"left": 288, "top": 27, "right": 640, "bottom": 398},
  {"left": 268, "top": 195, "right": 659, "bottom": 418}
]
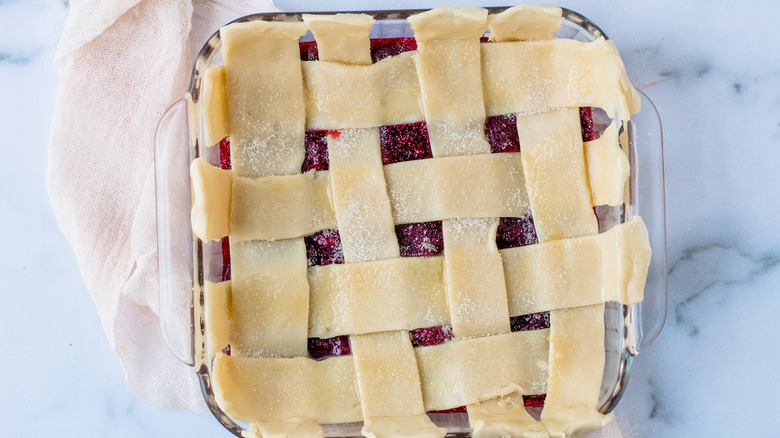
[{"left": 189, "top": 5, "right": 651, "bottom": 438}]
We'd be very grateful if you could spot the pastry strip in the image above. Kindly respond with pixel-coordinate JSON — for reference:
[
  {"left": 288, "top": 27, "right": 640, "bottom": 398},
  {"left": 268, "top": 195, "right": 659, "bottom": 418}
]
[
  {"left": 350, "top": 331, "right": 428, "bottom": 418},
  {"left": 315, "top": 17, "right": 441, "bottom": 436},
  {"left": 307, "top": 256, "right": 447, "bottom": 339},
  {"left": 503, "top": 217, "right": 649, "bottom": 315},
  {"left": 230, "top": 153, "right": 530, "bottom": 242},
  {"left": 541, "top": 304, "right": 613, "bottom": 436},
  {"left": 441, "top": 218, "right": 510, "bottom": 338},
  {"left": 327, "top": 128, "right": 398, "bottom": 263},
  {"left": 302, "top": 51, "right": 423, "bottom": 129},
  {"left": 304, "top": 219, "right": 648, "bottom": 337},
  {"left": 231, "top": 170, "right": 336, "bottom": 242},
  {"left": 384, "top": 153, "right": 530, "bottom": 224},
  {"left": 220, "top": 21, "right": 313, "bottom": 360},
  {"left": 190, "top": 158, "right": 232, "bottom": 242},
  {"left": 229, "top": 239, "right": 309, "bottom": 357},
  {"left": 212, "top": 220, "right": 649, "bottom": 341},
  {"left": 516, "top": 108, "right": 598, "bottom": 241},
  {"left": 301, "top": 38, "right": 640, "bottom": 129},
  {"left": 482, "top": 38, "right": 640, "bottom": 122},
  {"left": 487, "top": 4, "right": 563, "bottom": 42},
  {"left": 415, "top": 329, "right": 549, "bottom": 411},
  {"left": 212, "top": 353, "right": 363, "bottom": 424},
  {"left": 221, "top": 21, "right": 307, "bottom": 178},
  {"left": 409, "top": 7, "right": 492, "bottom": 157},
  {"left": 585, "top": 121, "right": 629, "bottom": 206},
  {"left": 409, "top": 6, "right": 489, "bottom": 41},
  {"left": 204, "top": 281, "right": 230, "bottom": 359},
  {"left": 318, "top": 23, "right": 394, "bottom": 261},
  {"left": 481, "top": 14, "right": 613, "bottom": 433},
  {"left": 411, "top": 12, "right": 528, "bottom": 434},
  {"left": 410, "top": 6, "right": 511, "bottom": 341},
  {"left": 212, "top": 330, "right": 547, "bottom": 425},
  {"left": 201, "top": 65, "right": 229, "bottom": 148},
  {"left": 467, "top": 394, "right": 548, "bottom": 438},
  {"left": 599, "top": 217, "right": 652, "bottom": 303},
  {"left": 302, "top": 14, "right": 374, "bottom": 65},
  {"left": 518, "top": 109, "right": 609, "bottom": 433}
]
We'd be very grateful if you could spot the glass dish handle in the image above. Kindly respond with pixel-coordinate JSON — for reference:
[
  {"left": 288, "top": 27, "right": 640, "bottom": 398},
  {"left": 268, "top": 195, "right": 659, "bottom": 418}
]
[
  {"left": 154, "top": 98, "right": 195, "bottom": 366},
  {"left": 629, "top": 90, "right": 668, "bottom": 353}
]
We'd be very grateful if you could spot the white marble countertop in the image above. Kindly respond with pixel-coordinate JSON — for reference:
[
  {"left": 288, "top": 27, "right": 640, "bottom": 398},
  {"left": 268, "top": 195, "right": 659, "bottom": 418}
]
[{"left": 2, "top": 0, "right": 779, "bottom": 436}]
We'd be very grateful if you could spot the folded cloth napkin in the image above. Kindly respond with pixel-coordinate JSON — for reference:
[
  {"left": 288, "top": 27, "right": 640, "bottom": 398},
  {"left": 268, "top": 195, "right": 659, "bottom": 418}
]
[{"left": 47, "top": 1, "right": 626, "bottom": 435}]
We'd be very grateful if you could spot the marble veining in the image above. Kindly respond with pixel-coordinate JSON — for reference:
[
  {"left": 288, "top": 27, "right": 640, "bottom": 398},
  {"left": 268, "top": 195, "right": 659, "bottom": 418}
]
[
  {"left": 670, "top": 242, "right": 780, "bottom": 334},
  {"left": 0, "top": 50, "right": 40, "bottom": 64},
  {"left": 3, "top": 0, "right": 780, "bottom": 437}
]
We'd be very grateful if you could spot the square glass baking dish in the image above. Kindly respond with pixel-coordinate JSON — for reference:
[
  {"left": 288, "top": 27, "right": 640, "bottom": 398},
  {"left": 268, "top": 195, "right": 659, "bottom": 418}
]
[{"left": 154, "top": 7, "right": 667, "bottom": 437}]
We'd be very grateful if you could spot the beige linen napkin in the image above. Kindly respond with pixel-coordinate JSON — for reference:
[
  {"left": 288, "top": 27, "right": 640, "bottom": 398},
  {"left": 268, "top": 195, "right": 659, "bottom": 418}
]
[{"left": 47, "top": 1, "right": 626, "bottom": 435}]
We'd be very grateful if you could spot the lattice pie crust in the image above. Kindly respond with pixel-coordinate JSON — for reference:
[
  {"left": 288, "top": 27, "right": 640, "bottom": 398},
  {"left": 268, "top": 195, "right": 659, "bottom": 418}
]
[{"left": 190, "top": 5, "right": 650, "bottom": 438}]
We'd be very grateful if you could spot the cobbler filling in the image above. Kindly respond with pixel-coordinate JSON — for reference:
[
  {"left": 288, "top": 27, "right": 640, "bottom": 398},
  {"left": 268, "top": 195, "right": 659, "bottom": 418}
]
[
  {"left": 410, "top": 325, "right": 453, "bottom": 347},
  {"left": 218, "top": 138, "right": 233, "bottom": 283},
  {"left": 370, "top": 37, "right": 418, "bottom": 63},
  {"left": 219, "top": 136, "right": 232, "bottom": 170},
  {"left": 380, "top": 121, "right": 433, "bottom": 164},
  {"left": 396, "top": 221, "right": 444, "bottom": 258},
  {"left": 302, "top": 130, "right": 329, "bottom": 172},
  {"left": 510, "top": 311, "right": 551, "bottom": 332},
  {"left": 496, "top": 213, "right": 538, "bottom": 249},
  {"left": 220, "top": 237, "right": 231, "bottom": 282},
  {"left": 484, "top": 113, "right": 521, "bottom": 153},
  {"left": 580, "top": 107, "right": 595, "bottom": 142},
  {"left": 304, "top": 229, "right": 345, "bottom": 267},
  {"left": 308, "top": 335, "right": 351, "bottom": 359},
  {"left": 299, "top": 40, "right": 319, "bottom": 61},
  {"left": 217, "top": 37, "right": 602, "bottom": 409}
]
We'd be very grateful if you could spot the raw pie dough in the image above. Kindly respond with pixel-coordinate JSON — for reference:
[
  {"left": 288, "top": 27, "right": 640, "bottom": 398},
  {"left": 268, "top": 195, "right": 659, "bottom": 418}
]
[{"left": 191, "top": 5, "right": 651, "bottom": 438}]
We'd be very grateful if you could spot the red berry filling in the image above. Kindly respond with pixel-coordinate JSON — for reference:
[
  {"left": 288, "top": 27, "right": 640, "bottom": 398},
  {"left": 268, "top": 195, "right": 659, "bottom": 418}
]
[
  {"left": 306, "top": 37, "right": 419, "bottom": 64},
  {"left": 431, "top": 396, "right": 545, "bottom": 413},
  {"left": 218, "top": 138, "right": 232, "bottom": 281},
  {"left": 370, "top": 37, "right": 418, "bottom": 63},
  {"left": 430, "top": 406, "right": 468, "bottom": 414},
  {"left": 580, "top": 107, "right": 595, "bottom": 142},
  {"left": 299, "top": 40, "right": 318, "bottom": 61},
  {"left": 580, "top": 107, "right": 614, "bottom": 141},
  {"left": 409, "top": 325, "right": 453, "bottom": 347},
  {"left": 302, "top": 130, "right": 329, "bottom": 172},
  {"left": 485, "top": 114, "right": 521, "bottom": 153},
  {"left": 221, "top": 236, "right": 231, "bottom": 281},
  {"left": 496, "top": 213, "right": 539, "bottom": 250},
  {"left": 308, "top": 335, "right": 351, "bottom": 359},
  {"left": 219, "top": 137, "right": 232, "bottom": 169},
  {"left": 510, "top": 312, "right": 550, "bottom": 332},
  {"left": 523, "top": 394, "right": 546, "bottom": 408},
  {"left": 304, "top": 229, "right": 345, "bottom": 267},
  {"left": 379, "top": 122, "right": 433, "bottom": 164},
  {"left": 396, "top": 221, "right": 444, "bottom": 258}
]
